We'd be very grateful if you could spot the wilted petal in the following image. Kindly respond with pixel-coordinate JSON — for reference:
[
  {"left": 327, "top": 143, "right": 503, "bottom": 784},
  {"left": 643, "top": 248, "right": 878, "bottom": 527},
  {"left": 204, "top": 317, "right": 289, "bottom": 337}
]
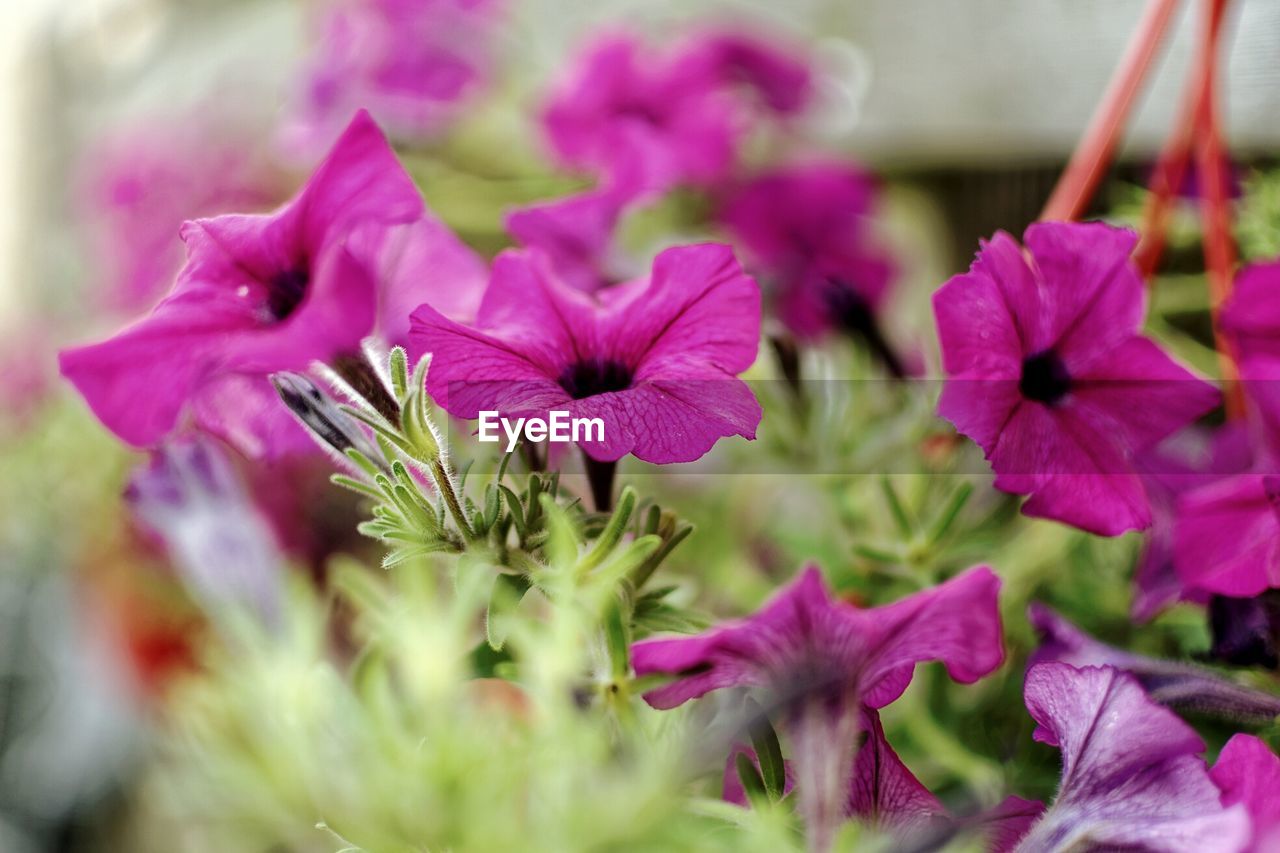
[
  {"left": 1029, "top": 604, "right": 1280, "bottom": 723},
  {"left": 1011, "top": 663, "right": 1250, "bottom": 853}
]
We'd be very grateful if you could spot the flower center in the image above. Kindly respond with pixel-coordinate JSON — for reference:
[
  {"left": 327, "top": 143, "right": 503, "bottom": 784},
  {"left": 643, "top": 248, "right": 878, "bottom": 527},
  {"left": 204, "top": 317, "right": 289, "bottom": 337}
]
[
  {"left": 822, "top": 280, "right": 873, "bottom": 336},
  {"left": 1019, "top": 349, "right": 1072, "bottom": 405},
  {"left": 558, "top": 359, "right": 633, "bottom": 400},
  {"left": 266, "top": 267, "right": 309, "bottom": 321}
]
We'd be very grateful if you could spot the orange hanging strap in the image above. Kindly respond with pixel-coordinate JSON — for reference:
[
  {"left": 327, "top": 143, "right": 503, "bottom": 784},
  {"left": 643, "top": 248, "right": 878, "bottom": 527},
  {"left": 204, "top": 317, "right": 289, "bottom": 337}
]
[{"left": 1039, "top": 0, "right": 1182, "bottom": 222}]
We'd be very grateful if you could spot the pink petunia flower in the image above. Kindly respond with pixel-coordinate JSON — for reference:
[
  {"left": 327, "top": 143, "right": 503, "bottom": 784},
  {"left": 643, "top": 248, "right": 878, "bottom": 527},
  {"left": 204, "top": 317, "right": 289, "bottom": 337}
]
[
  {"left": 282, "top": 0, "right": 503, "bottom": 157},
  {"left": 1006, "top": 663, "right": 1250, "bottom": 852},
  {"left": 1221, "top": 259, "right": 1280, "bottom": 455},
  {"left": 1174, "top": 474, "right": 1280, "bottom": 598},
  {"left": 60, "top": 111, "right": 485, "bottom": 458},
  {"left": 717, "top": 162, "right": 902, "bottom": 370},
  {"left": 541, "top": 30, "right": 811, "bottom": 195},
  {"left": 631, "top": 565, "right": 1002, "bottom": 851},
  {"left": 1131, "top": 423, "right": 1252, "bottom": 621},
  {"left": 933, "top": 221, "right": 1220, "bottom": 536},
  {"left": 409, "top": 242, "right": 762, "bottom": 465},
  {"left": 1210, "top": 734, "right": 1280, "bottom": 853}
]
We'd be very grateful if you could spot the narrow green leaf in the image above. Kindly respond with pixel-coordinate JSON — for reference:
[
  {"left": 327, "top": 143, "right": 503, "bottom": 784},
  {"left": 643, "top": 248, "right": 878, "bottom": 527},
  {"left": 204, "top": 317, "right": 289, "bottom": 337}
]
[
  {"left": 578, "top": 486, "right": 637, "bottom": 574},
  {"left": 388, "top": 346, "right": 409, "bottom": 401},
  {"left": 745, "top": 699, "right": 786, "bottom": 801},
  {"left": 735, "top": 753, "right": 769, "bottom": 810},
  {"left": 927, "top": 481, "right": 974, "bottom": 544},
  {"left": 880, "top": 476, "right": 913, "bottom": 536}
]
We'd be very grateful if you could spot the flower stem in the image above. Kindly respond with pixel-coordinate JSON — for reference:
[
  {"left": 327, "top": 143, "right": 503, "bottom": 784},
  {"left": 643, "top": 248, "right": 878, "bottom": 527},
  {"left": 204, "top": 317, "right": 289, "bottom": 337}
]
[
  {"left": 432, "top": 458, "right": 476, "bottom": 541},
  {"left": 1040, "top": 0, "right": 1182, "bottom": 221},
  {"left": 583, "top": 454, "right": 617, "bottom": 512}
]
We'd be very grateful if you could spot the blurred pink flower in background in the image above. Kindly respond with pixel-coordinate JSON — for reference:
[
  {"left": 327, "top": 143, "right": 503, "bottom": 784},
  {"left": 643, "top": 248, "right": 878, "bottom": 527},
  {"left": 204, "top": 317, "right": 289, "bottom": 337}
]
[
  {"left": 1174, "top": 474, "right": 1280, "bottom": 598},
  {"left": 61, "top": 111, "right": 483, "bottom": 458},
  {"left": 934, "top": 222, "right": 1219, "bottom": 536},
  {"left": 541, "top": 30, "right": 811, "bottom": 195},
  {"left": 717, "top": 162, "right": 905, "bottom": 373},
  {"left": 505, "top": 187, "right": 633, "bottom": 293},
  {"left": 283, "top": 0, "right": 504, "bottom": 156},
  {"left": 412, "top": 242, "right": 762, "bottom": 464},
  {"left": 75, "top": 117, "right": 285, "bottom": 313}
]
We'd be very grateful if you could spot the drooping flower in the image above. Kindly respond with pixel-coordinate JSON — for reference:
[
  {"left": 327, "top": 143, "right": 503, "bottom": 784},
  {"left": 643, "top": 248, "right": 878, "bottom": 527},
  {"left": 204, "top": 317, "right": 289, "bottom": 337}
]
[
  {"left": 933, "top": 221, "right": 1220, "bottom": 536},
  {"left": 717, "top": 162, "right": 902, "bottom": 370},
  {"left": 409, "top": 242, "right": 762, "bottom": 465},
  {"left": 1029, "top": 604, "right": 1280, "bottom": 722},
  {"left": 1210, "top": 734, "right": 1280, "bottom": 853},
  {"left": 127, "top": 437, "right": 283, "bottom": 627},
  {"left": 282, "top": 0, "right": 503, "bottom": 156},
  {"left": 1132, "top": 424, "right": 1252, "bottom": 621},
  {"left": 631, "top": 564, "right": 1002, "bottom": 851},
  {"left": 60, "top": 111, "right": 484, "bottom": 458},
  {"left": 724, "top": 711, "right": 1043, "bottom": 850},
  {"left": 541, "top": 30, "right": 811, "bottom": 195},
  {"left": 1174, "top": 474, "right": 1280, "bottom": 598},
  {"left": 1006, "top": 663, "right": 1250, "bottom": 853},
  {"left": 75, "top": 114, "right": 284, "bottom": 313}
]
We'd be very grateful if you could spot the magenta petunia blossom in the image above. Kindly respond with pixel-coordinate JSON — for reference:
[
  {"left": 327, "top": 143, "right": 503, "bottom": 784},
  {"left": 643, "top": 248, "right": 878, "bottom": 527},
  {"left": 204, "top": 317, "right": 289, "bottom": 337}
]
[
  {"left": 1007, "top": 663, "right": 1250, "bottom": 853},
  {"left": 409, "top": 242, "right": 762, "bottom": 464},
  {"left": 717, "top": 163, "right": 898, "bottom": 352},
  {"left": 1131, "top": 424, "right": 1252, "bottom": 621},
  {"left": 1174, "top": 474, "right": 1280, "bottom": 598},
  {"left": 282, "top": 0, "right": 503, "bottom": 156},
  {"left": 631, "top": 564, "right": 1002, "bottom": 850},
  {"left": 541, "top": 31, "right": 811, "bottom": 195},
  {"left": 1222, "top": 260, "right": 1280, "bottom": 453},
  {"left": 1210, "top": 734, "right": 1280, "bottom": 853},
  {"left": 60, "top": 111, "right": 484, "bottom": 458},
  {"left": 934, "top": 221, "right": 1220, "bottom": 536}
]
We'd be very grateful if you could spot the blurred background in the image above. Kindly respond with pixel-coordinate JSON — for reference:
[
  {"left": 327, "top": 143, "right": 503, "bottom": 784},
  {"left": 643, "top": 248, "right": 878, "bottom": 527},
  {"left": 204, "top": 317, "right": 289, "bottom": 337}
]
[{"left": 1, "top": 1, "right": 1279, "bottom": 851}]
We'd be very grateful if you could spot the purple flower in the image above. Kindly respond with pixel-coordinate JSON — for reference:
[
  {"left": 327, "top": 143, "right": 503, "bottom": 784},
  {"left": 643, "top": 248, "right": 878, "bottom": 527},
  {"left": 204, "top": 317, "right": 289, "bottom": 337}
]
[
  {"left": 282, "top": 0, "right": 502, "bottom": 156},
  {"left": 631, "top": 565, "right": 1002, "bottom": 850},
  {"left": 1007, "top": 663, "right": 1250, "bottom": 852},
  {"left": 933, "top": 221, "right": 1220, "bottom": 536},
  {"left": 541, "top": 31, "right": 810, "bottom": 195},
  {"left": 127, "top": 437, "right": 283, "bottom": 626},
  {"left": 717, "top": 163, "right": 898, "bottom": 353},
  {"left": 1132, "top": 424, "right": 1252, "bottom": 621},
  {"left": 1210, "top": 734, "right": 1280, "bottom": 853},
  {"left": 409, "top": 242, "right": 762, "bottom": 464},
  {"left": 1029, "top": 604, "right": 1280, "bottom": 722},
  {"left": 1175, "top": 474, "right": 1280, "bottom": 598},
  {"left": 60, "top": 111, "right": 482, "bottom": 458}
]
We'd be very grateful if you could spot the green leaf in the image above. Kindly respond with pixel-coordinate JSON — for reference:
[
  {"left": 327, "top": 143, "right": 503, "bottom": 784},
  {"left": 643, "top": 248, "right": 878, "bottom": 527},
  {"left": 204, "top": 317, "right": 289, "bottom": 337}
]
[
  {"left": 486, "top": 572, "right": 531, "bottom": 651},
  {"left": 745, "top": 699, "right": 786, "bottom": 801},
  {"left": 734, "top": 753, "right": 769, "bottom": 810},
  {"left": 388, "top": 346, "right": 409, "bottom": 400},
  {"left": 499, "top": 485, "right": 527, "bottom": 537},
  {"left": 880, "top": 476, "right": 913, "bottom": 536},
  {"left": 603, "top": 597, "right": 631, "bottom": 679},
  {"left": 578, "top": 486, "right": 637, "bottom": 574}
]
